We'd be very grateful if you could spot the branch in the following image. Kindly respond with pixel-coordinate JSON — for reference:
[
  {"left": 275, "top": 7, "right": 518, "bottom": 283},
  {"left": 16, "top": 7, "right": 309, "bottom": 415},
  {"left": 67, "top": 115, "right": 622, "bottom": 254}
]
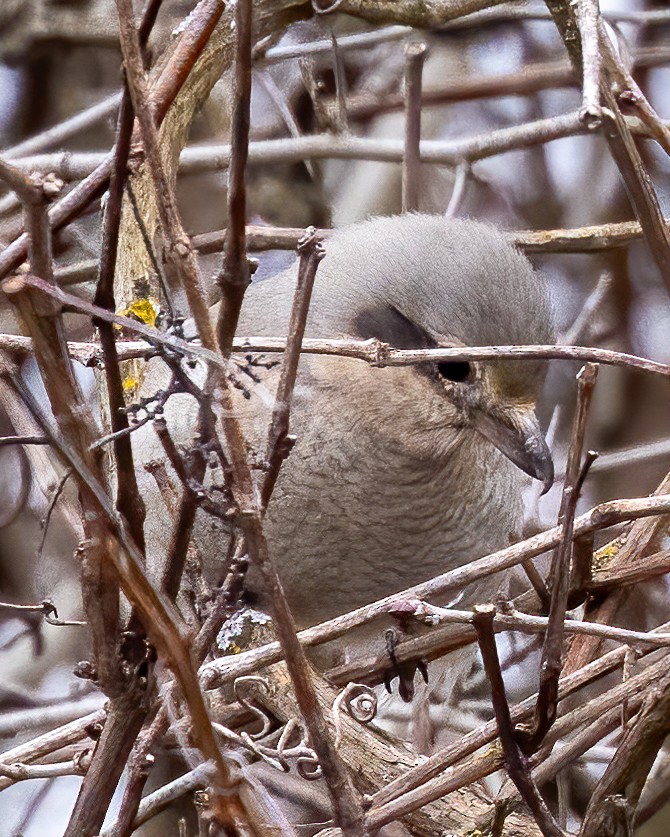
[
  {"left": 473, "top": 604, "right": 565, "bottom": 837},
  {"left": 401, "top": 41, "right": 427, "bottom": 212},
  {"left": 217, "top": 0, "right": 253, "bottom": 354},
  {"left": 525, "top": 363, "right": 598, "bottom": 750},
  {"left": 260, "top": 229, "right": 325, "bottom": 508},
  {"left": 200, "top": 491, "right": 670, "bottom": 687},
  {"left": 581, "top": 668, "right": 670, "bottom": 837}
]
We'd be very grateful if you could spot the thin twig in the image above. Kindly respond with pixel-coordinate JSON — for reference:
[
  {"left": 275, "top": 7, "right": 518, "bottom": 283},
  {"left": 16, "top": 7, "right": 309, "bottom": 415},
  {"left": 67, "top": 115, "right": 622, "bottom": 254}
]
[
  {"left": 0, "top": 435, "right": 49, "bottom": 446},
  {"left": 260, "top": 229, "right": 325, "bottom": 508},
  {"left": 525, "top": 363, "right": 598, "bottom": 750},
  {"left": 444, "top": 161, "right": 470, "bottom": 218},
  {"left": 330, "top": 31, "right": 349, "bottom": 134},
  {"left": 0, "top": 599, "right": 85, "bottom": 627},
  {"left": 601, "top": 94, "right": 670, "bottom": 297},
  {"left": 3, "top": 92, "right": 122, "bottom": 160},
  {"left": 6, "top": 278, "right": 670, "bottom": 378},
  {"left": 186, "top": 217, "right": 670, "bottom": 256},
  {"left": 575, "top": 0, "right": 602, "bottom": 127},
  {"left": 217, "top": 0, "right": 253, "bottom": 354},
  {"left": 581, "top": 668, "right": 670, "bottom": 837},
  {"left": 367, "top": 649, "right": 670, "bottom": 830},
  {"left": 388, "top": 599, "right": 670, "bottom": 649},
  {"left": 7, "top": 110, "right": 593, "bottom": 177},
  {"left": 0, "top": 709, "right": 107, "bottom": 793},
  {"left": 473, "top": 604, "right": 565, "bottom": 837},
  {"left": 365, "top": 634, "right": 664, "bottom": 811},
  {"left": 0, "top": 155, "right": 125, "bottom": 704},
  {"left": 402, "top": 41, "right": 428, "bottom": 212},
  {"left": 66, "top": 5, "right": 164, "bottom": 833},
  {"left": 6, "top": 349, "right": 248, "bottom": 836},
  {"left": 200, "top": 491, "right": 670, "bottom": 687}
]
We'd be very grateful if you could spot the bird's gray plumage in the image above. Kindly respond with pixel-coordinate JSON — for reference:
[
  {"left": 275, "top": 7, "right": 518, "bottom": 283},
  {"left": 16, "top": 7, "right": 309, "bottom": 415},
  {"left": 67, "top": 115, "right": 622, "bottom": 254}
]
[
  {"left": 133, "top": 216, "right": 554, "bottom": 831},
  {"left": 136, "top": 212, "right": 553, "bottom": 705}
]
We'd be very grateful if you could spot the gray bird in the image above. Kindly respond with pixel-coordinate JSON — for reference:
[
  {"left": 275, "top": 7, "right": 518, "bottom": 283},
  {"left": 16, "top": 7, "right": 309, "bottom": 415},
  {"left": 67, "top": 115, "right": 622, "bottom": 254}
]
[
  {"left": 136, "top": 212, "right": 553, "bottom": 723},
  {"left": 132, "top": 214, "right": 554, "bottom": 833}
]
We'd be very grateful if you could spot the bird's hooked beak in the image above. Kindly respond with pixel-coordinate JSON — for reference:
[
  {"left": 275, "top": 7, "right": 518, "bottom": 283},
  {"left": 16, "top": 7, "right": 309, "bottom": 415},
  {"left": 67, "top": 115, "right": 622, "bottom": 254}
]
[{"left": 471, "top": 401, "right": 554, "bottom": 494}]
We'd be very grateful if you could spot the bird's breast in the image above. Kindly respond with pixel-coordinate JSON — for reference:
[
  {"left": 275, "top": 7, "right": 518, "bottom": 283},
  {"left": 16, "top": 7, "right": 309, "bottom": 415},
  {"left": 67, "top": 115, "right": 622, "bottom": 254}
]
[{"left": 257, "top": 427, "right": 523, "bottom": 628}]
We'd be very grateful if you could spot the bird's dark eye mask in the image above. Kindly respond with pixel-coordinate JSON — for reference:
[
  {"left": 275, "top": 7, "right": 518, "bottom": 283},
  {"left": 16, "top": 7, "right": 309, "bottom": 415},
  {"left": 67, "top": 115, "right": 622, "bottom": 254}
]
[
  {"left": 354, "top": 304, "right": 474, "bottom": 385},
  {"left": 354, "top": 304, "right": 437, "bottom": 350}
]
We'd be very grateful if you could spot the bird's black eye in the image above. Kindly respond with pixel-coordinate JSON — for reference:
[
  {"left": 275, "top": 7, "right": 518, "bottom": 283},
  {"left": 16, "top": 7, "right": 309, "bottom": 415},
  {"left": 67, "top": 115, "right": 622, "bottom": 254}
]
[{"left": 437, "top": 361, "right": 473, "bottom": 383}]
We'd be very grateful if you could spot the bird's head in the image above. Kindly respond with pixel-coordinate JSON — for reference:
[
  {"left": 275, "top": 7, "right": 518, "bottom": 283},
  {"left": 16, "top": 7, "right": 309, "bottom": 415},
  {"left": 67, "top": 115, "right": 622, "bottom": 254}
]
[{"left": 304, "top": 214, "right": 555, "bottom": 492}]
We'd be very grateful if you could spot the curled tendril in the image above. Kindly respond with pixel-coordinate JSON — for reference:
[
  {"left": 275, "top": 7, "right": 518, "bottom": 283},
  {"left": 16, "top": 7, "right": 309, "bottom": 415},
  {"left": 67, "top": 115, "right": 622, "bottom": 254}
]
[
  {"left": 332, "top": 683, "right": 378, "bottom": 748},
  {"left": 225, "top": 678, "right": 322, "bottom": 778},
  {"left": 311, "top": 0, "right": 346, "bottom": 13},
  {"left": 233, "top": 675, "right": 273, "bottom": 739}
]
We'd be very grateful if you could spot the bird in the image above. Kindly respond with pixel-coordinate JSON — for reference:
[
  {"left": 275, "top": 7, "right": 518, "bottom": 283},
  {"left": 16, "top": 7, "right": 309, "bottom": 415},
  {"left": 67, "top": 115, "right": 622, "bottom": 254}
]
[
  {"left": 131, "top": 213, "right": 554, "bottom": 833},
  {"left": 135, "top": 212, "right": 554, "bottom": 737}
]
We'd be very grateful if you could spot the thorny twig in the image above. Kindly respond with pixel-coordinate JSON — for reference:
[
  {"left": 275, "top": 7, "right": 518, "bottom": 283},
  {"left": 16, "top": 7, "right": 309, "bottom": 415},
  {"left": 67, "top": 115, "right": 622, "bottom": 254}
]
[
  {"left": 0, "top": 599, "right": 85, "bottom": 628},
  {"left": 5, "top": 280, "right": 670, "bottom": 378},
  {"left": 64, "top": 1, "right": 166, "bottom": 817}
]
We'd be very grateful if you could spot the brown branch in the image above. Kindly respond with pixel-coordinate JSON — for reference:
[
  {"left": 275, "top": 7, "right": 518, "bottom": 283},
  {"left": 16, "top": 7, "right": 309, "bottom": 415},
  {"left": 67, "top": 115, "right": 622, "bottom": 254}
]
[
  {"left": 200, "top": 491, "right": 670, "bottom": 687},
  {"left": 402, "top": 41, "right": 427, "bottom": 212},
  {"left": 525, "top": 364, "right": 599, "bottom": 750},
  {"left": 92, "top": 0, "right": 163, "bottom": 554},
  {"left": 260, "top": 229, "right": 325, "bottom": 508},
  {"left": 364, "top": 635, "right": 657, "bottom": 812},
  {"left": 0, "top": 158, "right": 125, "bottom": 711},
  {"left": 473, "top": 604, "right": 565, "bottom": 837},
  {"left": 0, "top": 0, "right": 227, "bottom": 282},
  {"left": 115, "top": 0, "right": 209, "bottom": 329},
  {"left": 0, "top": 434, "right": 49, "bottom": 446},
  {"left": 100, "top": 712, "right": 162, "bottom": 837},
  {"left": 113, "top": 2, "right": 263, "bottom": 830},
  {"left": 598, "top": 19, "right": 670, "bottom": 158},
  {"left": 337, "top": 0, "right": 511, "bottom": 27},
  {"left": 589, "top": 547, "right": 670, "bottom": 592},
  {"left": 103, "top": 549, "right": 255, "bottom": 837},
  {"left": 601, "top": 95, "right": 670, "bottom": 297},
  {"left": 0, "top": 709, "right": 106, "bottom": 793},
  {"left": 575, "top": 0, "right": 602, "bottom": 126},
  {"left": 581, "top": 668, "right": 670, "bottom": 837},
  {"left": 64, "top": 6, "right": 165, "bottom": 833},
  {"left": 3, "top": 91, "right": 122, "bottom": 161},
  {"left": 189, "top": 217, "right": 670, "bottom": 256},
  {"left": 544, "top": 0, "right": 670, "bottom": 297},
  {"left": 115, "top": 6, "right": 365, "bottom": 829},
  {"left": 217, "top": 0, "right": 253, "bottom": 355},
  {"left": 563, "top": 471, "right": 670, "bottom": 677},
  {"left": 63, "top": 690, "right": 147, "bottom": 837},
  {"left": 7, "top": 111, "right": 590, "bottom": 177},
  {"left": 368, "top": 651, "right": 670, "bottom": 830},
  {"left": 4, "top": 354, "right": 251, "bottom": 834},
  {"left": 389, "top": 599, "right": 670, "bottom": 649},
  {"left": 4, "top": 291, "right": 670, "bottom": 380},
  {"left": 0, "top": 599, "right": 84, "bottom": 627}
]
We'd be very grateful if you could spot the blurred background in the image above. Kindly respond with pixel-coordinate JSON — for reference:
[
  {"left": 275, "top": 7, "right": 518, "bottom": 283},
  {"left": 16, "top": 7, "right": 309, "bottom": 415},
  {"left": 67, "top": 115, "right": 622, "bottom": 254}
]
[{"left": 1, "top": 0, "right": 670, "bottom": 833}]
